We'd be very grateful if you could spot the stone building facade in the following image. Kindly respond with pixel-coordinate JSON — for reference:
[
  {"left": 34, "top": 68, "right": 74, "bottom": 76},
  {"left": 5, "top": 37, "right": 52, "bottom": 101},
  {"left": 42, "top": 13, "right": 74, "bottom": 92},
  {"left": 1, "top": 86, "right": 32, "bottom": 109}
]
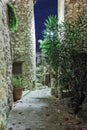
[
  {"left": 0, "top": 0, "right": 87, "bottom": 129},
  {"left": 0, "top": 0, "right": 12, "bottom": 129},
  {"left": 64, "top": 0, "right": 87, "bottom": 22},
  {"left": 10, "top": 0, "right": 36, "bottom": 90},
  {"left": 58, "top": 0, "right": 87, "bottom": 23},
  {"left": 0, "top": 0, "right": 36, "bottom": 128}
]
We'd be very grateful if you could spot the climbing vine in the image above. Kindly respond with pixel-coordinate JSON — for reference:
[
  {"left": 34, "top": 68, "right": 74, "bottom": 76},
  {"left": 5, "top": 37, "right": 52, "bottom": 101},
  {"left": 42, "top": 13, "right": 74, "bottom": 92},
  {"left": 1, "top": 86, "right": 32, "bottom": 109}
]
[{"left": 7, "top": 2, "right": 18, "bottom": 32}]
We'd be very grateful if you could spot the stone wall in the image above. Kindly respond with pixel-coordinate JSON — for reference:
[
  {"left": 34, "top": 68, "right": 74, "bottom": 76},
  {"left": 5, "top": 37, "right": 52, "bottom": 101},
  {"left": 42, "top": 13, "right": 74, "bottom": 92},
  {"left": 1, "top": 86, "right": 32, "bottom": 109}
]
[
  {"left": 64, "top": 0, "right": 87, "bottom": 22},
  {"left": 0, "top": 0, "right": 12, "bottom": 129},
  {"left": 11, "top": 0, "right": 36, "bottom": 89}
]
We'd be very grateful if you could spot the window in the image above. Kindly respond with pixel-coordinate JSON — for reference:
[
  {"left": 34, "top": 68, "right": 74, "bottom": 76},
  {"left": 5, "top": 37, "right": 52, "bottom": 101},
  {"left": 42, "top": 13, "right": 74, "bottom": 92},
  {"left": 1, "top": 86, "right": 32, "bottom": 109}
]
[{"left": 12, "top": 62, "right": 23, "bottom": 74}]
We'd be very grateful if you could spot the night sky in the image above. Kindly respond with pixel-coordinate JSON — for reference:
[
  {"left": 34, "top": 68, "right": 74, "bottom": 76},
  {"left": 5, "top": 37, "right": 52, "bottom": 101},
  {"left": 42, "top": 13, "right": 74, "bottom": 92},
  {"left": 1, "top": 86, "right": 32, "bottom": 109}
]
[{"left": 34, "top": 0, "right": 58, "bottom": 52}]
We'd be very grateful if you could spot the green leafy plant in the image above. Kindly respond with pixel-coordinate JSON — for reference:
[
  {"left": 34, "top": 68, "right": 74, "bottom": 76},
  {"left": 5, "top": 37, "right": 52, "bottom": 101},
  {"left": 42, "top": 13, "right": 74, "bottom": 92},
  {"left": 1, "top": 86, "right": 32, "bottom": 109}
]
[
  {"left": 39, "top": 15, "right": 60, "bottom": 70},
  {"left": 39, "top": 15, "right": 62, "bottom": 96},
  {"left": 12, "top": 75, "right": 22, "bottom": 88},
  {"left": 39, "top": 9, "right": 87, "bottom": 99},
  {"left": 61, "top": 9, "right": 87, "bottom": 90},
  {"left": 7, "top": 2, "right": 18, "bottom": 32}
]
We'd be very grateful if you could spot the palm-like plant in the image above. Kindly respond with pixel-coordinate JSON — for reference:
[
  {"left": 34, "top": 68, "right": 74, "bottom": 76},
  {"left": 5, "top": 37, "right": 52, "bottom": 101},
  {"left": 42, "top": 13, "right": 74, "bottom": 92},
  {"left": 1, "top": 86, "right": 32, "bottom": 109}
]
[
  {"left": 39, "top": 9, "right": 87, "bottom": 100},
  {"left": 40, "top": 15, "right": 60, "bottom": 71}
]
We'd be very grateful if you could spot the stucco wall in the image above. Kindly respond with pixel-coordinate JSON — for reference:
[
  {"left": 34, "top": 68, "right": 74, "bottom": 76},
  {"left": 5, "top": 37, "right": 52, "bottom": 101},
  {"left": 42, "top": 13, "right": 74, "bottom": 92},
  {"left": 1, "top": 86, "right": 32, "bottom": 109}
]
[
  {"left": 11, "top": 0, "right": 36, "bottom": 89},
  {"left": 64, "top": 0, "right": 87, "bottom": 22},
  {"left": 58, "top": 0, "right": 64, "bottom": 22},
  {"left": 0, "top": 0, "right": 12, "bottom": 129}
]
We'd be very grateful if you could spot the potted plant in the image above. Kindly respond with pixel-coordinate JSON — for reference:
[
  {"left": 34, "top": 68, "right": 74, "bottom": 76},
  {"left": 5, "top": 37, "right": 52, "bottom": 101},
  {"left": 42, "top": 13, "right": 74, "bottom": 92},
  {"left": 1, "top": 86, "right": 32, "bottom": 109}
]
[{"left": 12, "top": 75, "right": 23, "bottom": 101}]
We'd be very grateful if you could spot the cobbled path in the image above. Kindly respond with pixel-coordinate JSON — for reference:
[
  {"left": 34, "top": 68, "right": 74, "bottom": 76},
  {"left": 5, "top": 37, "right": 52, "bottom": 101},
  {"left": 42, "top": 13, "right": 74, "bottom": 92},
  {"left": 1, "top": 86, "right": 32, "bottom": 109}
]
[{"left": 6, "top": 88, "right": 87, "bottom": 130}]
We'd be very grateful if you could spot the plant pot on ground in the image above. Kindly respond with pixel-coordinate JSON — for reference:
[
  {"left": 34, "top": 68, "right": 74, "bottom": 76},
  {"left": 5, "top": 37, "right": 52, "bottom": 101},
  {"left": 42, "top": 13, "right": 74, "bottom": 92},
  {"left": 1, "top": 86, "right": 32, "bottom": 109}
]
[{"left": 12, "top": 75, "right": 23, "bottom": 101}]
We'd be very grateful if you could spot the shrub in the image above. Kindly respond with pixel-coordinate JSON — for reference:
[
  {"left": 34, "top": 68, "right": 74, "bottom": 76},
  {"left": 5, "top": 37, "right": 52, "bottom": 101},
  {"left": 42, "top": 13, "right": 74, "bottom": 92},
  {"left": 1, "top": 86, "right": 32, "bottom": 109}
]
[{"left": 39, "top": 9, "right": 87, "bottom": 99}]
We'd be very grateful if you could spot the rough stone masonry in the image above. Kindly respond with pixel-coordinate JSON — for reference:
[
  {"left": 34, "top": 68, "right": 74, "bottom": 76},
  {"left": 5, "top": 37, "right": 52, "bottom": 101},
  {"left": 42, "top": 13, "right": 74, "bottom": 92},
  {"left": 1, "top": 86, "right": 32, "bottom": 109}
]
[
  {"left": 10, "top": 0, "right": 36, "bottom": 90},
  {"left": 0, "top": 0, "right": 12, "bottom": 129}
]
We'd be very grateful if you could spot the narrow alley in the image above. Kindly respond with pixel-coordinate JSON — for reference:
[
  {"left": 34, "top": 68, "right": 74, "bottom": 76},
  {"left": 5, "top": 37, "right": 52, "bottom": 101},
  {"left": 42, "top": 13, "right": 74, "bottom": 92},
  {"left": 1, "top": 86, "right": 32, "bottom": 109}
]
[{"left": 6, "top": 87, "right": 87, "bottom": 130}]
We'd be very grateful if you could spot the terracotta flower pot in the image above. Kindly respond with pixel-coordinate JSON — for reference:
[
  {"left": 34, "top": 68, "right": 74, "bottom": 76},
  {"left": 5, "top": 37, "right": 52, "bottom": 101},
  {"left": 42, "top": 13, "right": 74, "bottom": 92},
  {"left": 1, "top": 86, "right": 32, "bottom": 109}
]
[{"left": 13, "top": 87, "right": 22, "bottom": 101}]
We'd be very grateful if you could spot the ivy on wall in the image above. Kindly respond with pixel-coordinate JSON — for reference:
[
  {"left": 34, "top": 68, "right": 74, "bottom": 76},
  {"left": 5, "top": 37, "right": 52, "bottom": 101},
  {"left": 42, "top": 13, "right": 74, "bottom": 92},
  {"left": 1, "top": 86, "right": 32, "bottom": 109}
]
[{"left": 7, "top": 2, "right": 18, "bottom": 32}]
